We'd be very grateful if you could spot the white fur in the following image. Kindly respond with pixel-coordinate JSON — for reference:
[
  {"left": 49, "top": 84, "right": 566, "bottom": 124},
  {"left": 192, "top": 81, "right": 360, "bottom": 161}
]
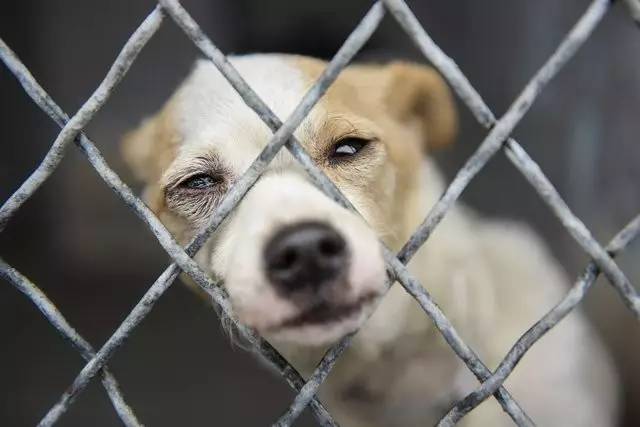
[
  {"left": 225, "top": 173, "right": 386, "bottom": 345},
  {"left": 168, "top": 57, "right": 387, "bottom": 346},
  {"left": 172, "top": 56, "right": 323, "bottom": 176},
  {"left": 137, "top": 54, "right": 618, "bottom": 426}
]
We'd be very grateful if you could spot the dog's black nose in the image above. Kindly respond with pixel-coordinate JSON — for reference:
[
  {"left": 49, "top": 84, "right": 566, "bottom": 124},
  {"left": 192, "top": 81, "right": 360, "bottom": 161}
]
[{"left": 264, "top": 221, "right": 348, "bottom": 293}]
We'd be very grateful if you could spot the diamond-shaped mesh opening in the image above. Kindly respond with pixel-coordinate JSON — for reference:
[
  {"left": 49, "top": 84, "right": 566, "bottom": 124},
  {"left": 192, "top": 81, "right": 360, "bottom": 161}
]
[{"left": 1, "top": 1, "right": 639, "bottom": 426}]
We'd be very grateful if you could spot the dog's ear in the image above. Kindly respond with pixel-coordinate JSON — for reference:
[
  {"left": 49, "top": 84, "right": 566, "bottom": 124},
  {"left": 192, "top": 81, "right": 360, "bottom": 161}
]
[
  {"left": 121, "top": 108, "right": 177, "bottom": 184},
  {"left": 384, "top": 62, "right": 457, "bottom": 151}
]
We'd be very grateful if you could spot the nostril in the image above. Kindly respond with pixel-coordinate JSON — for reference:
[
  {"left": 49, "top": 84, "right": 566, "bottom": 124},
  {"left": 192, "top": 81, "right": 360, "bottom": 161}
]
[
  {"left": 274, "top": 247, "right": 298, "bottom": 271},
  {"left": 318, "top": 235, "right": 345, "bottom": 258}
]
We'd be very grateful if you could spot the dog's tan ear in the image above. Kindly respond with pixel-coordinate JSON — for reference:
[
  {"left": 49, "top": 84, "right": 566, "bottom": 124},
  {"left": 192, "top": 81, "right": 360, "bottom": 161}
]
[
  {"left": 385, "top": 62, "right": 457, "bottom": 151},
  {"left": 121, "top": 109, "right": 177, "bottom": 183}
]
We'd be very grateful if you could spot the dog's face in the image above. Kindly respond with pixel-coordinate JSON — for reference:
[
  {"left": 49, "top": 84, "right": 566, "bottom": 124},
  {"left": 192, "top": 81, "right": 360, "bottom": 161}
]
[{"left": 122, "top": 54, "right": 456, "bottom": 346}]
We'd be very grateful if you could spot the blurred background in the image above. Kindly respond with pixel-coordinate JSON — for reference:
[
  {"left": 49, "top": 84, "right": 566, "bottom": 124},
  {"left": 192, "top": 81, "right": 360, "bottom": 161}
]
[{"left": 1, "top": 0, "right": 639, "bottom": 425}]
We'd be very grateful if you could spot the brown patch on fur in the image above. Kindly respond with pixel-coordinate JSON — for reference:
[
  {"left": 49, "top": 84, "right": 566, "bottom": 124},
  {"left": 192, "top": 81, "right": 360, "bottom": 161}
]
[
  {"left": 121, "top": 102, "right": 179, "bottom": 184},
  {"left": 291, "top": 56, "right": 457, "bottom": 248},
  {"left": 292, "top": 57, "right": 457, "bottom": 151},
  {"left": 384, "top": 62, "right": 458, "bottom": 151}
]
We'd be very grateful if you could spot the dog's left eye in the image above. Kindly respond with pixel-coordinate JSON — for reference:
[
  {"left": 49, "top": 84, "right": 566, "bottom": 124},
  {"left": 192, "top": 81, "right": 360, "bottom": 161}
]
[
  {"left": 330, "top": 137, "right": 369, "bottom": 160},
  {"left": 180, "top": 173, "right": 219, "bottom": 190}
]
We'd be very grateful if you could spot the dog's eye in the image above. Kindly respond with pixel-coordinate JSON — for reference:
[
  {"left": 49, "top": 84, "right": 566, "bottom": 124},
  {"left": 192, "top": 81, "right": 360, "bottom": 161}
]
[
  {"left": 180, "top": 173, "right": 219, "bottom": 190},
  {"left": 330, "top": 137, "right": 369, "bottom": 160}
]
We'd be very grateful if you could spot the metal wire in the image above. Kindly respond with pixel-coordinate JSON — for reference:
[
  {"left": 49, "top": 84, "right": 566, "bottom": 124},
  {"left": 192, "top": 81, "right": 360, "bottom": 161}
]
[
  {"left": 438, "top": 214, "right": 640, "bottom": 426},
  {"left": 0, "top": 7, "right": 164, "bottom": 232},
  {"left": 1, "top": 0, "right": 638, "bottom": 426},
  {"left": 0, "top": 258, "right": 142, "bottom": 427},
  {"left": 391, "top": 0, "right": 640, "bottom": 317},
  {"left": 0, "top": 10, "right": 337, "bottom": 427},
  {"left": 158, "top": 2, "right": 531, "bottom": 424}
]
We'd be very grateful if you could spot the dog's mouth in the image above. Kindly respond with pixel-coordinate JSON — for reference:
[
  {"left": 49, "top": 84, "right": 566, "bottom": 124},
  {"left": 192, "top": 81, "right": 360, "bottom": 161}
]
[{"left": 267, "top": 292, "right": 378, "bottom": 332}]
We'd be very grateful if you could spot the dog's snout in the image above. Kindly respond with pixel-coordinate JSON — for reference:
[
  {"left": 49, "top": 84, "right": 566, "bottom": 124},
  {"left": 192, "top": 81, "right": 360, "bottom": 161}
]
[{"left": 264, "top": 221, "right": 348, "bottom": 293}]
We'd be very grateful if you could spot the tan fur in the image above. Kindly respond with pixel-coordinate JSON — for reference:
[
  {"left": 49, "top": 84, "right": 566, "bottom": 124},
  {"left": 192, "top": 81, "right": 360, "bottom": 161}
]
[
  {"left": 121, "top": 100, "right": 180, "bottom": 216},
  {"left": 122, "top": 54, "right": 617, "bottom": 427},
  {"left": 291, "top": 56, "right": 451, "bottom": 248}
]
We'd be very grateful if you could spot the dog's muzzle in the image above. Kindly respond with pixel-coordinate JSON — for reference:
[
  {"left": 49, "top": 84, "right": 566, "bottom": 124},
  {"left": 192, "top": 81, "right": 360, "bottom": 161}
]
[{"left": 221, "top": 174, "right": 386, "bottom": 345}]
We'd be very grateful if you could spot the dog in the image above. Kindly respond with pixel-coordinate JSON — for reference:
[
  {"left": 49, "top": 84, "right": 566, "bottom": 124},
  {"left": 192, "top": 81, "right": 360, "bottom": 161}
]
[{"left": 122, "top": 54, "right": 618, "bottom": 426}]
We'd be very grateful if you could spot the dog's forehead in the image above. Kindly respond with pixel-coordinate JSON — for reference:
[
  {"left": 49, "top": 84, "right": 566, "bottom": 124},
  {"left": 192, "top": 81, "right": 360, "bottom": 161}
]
[
  {"left": 175, "top": 55, "right": 321, "bottom": 142},
  {"left": 170, "top": 55, "right": 334, "bottom": 172}
]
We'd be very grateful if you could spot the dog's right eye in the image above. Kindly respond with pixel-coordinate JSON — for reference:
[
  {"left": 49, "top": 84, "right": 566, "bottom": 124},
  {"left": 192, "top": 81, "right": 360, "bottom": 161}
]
[
  {"left": 179, "top": 173, "right": 219, "bottom": 190},
  {"left": 329, "top": 137, "right": 369, "bottom": 162}
]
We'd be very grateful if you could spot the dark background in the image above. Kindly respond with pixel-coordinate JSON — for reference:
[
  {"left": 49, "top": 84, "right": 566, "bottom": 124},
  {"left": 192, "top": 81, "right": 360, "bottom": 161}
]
[{"left": 1, "top": 0, "right": 639, "bottom": 425}]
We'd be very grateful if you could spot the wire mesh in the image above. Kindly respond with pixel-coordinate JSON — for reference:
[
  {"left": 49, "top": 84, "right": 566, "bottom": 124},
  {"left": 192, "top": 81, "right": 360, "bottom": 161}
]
[{"left": 1, "top": 1, "right": 639, "bottom": 426}]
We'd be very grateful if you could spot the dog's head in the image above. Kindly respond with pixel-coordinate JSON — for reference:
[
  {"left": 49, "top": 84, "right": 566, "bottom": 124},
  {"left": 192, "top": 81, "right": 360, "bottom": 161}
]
[{"left": 122, "top": 54, "right": 456, "bottom": 346}]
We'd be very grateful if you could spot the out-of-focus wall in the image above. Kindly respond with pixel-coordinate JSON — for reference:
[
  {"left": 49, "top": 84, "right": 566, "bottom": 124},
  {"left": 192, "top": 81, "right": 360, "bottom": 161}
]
[{"left": 1, "top": 0, "right": 638, "bottom": 425}]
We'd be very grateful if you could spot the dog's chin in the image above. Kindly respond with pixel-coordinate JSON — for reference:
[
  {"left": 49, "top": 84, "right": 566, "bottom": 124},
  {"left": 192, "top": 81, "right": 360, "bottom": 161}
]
[{"left": 261, "top": 293, "right": 378, "bottom": 347}]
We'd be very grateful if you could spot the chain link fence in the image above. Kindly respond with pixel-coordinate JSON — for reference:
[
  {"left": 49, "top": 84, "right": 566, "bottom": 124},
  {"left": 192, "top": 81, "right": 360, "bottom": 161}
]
[{"left": 1, "top": 0, "right": 640, "bottom": 425}]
